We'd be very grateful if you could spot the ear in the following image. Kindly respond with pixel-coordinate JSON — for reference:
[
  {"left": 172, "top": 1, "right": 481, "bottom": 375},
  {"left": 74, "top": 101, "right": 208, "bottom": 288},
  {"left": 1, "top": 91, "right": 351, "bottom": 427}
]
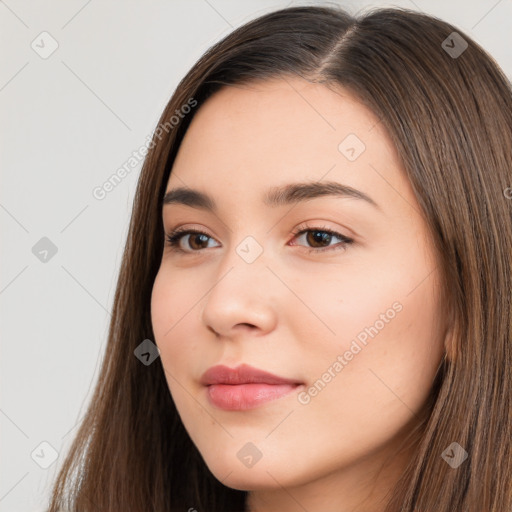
[{"left": 442, "top": 301, "right": 459, "bottom": 363}]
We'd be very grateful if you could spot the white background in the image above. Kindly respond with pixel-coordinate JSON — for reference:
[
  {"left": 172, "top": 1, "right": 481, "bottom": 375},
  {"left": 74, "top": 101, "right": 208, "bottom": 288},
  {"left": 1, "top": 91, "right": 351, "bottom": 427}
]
[{"left": 1, "top": 0, "right": 511, "bottom": 510}]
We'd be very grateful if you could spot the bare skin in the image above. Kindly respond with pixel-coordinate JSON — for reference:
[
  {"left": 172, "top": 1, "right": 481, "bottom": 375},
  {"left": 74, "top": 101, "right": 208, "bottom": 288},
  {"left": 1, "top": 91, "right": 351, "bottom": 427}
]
[{"left": 151, "top": 76, "right": 449, "bottom": 512}]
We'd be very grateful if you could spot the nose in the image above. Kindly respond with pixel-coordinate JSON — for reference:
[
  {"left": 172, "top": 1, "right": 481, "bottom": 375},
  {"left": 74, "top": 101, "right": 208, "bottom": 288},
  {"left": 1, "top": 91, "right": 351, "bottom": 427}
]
[{"left": 200, "top": 245, "right": 278, "bottom": 339}]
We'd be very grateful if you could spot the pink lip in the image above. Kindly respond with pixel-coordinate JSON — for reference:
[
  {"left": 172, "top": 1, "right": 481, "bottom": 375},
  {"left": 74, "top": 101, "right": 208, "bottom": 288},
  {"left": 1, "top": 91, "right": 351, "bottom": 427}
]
[{"left": 200, "top": 364, "right": 303, "bottom": 410}]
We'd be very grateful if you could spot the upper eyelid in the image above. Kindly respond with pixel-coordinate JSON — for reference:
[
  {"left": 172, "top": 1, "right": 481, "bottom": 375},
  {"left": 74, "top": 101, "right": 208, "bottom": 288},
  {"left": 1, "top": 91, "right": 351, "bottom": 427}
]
[{"left": 166, "top": 224, "right": 349, "bottom": 240}]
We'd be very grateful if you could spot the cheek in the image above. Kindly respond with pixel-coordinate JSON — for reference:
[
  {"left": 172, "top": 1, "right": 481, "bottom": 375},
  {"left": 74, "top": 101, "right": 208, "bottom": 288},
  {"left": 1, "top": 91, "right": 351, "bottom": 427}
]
[
  {"left": 292, "top": 246, "right": 444, "bottom": 423},
  {"left": 150, "top": 268, "right": 203, "bottom": 373}
]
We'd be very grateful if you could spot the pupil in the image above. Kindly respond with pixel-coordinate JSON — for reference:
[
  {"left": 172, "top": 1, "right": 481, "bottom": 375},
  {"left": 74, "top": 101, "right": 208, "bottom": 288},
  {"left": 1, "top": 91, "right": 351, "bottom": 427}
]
[
  {"left": 308, "top": 230, "right": 331, "bottom": 247},
  {"left": 191, "top": 234, "right": 209, "bottom": 249}
]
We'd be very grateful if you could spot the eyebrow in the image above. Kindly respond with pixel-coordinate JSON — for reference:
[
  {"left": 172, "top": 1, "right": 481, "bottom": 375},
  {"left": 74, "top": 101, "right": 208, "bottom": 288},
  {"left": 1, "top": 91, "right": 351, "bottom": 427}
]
[{"left": 162, "top": 180, "right": 380, "bottom": 212}]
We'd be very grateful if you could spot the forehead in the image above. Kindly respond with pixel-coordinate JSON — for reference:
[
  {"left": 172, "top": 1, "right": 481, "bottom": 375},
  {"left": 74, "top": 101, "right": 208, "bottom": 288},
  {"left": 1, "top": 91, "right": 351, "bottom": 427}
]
[{"left": 166, "top": 76, "right": 411, "bottom": 217}]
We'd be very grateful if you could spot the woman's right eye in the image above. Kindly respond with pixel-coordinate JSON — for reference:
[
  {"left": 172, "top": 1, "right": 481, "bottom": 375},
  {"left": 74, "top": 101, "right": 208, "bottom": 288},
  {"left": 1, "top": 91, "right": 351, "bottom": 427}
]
[{"left": 165, "top": 229, "right": 220, "bottom": 253}]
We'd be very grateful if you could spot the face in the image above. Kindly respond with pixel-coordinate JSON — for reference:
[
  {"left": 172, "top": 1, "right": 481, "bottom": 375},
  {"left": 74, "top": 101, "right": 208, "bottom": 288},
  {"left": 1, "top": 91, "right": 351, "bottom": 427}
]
[{"left": 151, "top": 76, "right": 448, "bottom": 505}]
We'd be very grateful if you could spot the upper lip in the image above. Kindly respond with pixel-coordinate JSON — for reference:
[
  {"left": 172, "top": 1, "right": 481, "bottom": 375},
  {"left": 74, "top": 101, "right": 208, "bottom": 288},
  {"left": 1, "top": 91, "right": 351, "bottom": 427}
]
[{"left": 200, "top": 363, "right": 302, "bottom": 386}]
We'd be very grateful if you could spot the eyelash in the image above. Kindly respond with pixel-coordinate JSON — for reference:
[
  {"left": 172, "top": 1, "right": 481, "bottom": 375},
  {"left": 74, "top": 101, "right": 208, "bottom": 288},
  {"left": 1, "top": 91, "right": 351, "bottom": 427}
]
[{"left": 164, "top": 224, "right": 354, "bottom": 255}]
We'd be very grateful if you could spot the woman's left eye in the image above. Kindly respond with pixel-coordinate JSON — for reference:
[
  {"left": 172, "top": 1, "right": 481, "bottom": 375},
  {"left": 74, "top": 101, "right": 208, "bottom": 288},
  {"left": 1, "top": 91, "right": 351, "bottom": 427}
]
[
  {"left": 164, "top": 226, "right": 354, "bottom": 254},
  {"left": 289, "top": 227, "right": 354, "bottom": 253}
]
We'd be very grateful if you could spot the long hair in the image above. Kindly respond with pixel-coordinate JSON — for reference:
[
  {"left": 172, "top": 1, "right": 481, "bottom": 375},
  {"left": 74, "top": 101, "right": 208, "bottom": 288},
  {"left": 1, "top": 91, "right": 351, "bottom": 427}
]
[{"left": 47, "top": 5, "right": 512, "bottom": 511}]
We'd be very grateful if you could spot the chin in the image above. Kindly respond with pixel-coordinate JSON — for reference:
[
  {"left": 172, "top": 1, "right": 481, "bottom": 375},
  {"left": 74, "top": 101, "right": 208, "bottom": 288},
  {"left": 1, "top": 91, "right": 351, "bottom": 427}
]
[
  {"left": 203, "top": 455, "right": 307, "bottom": 491},
  {"left": 214, "top": 469, "right": 287, "bottom": 491}
]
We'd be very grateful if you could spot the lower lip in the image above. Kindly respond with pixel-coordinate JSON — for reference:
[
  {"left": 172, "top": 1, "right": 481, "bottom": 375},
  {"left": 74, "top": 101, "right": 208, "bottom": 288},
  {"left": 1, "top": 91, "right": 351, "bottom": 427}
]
[{"left": 206, "top": 383, "right": 300, "bottom": 410}]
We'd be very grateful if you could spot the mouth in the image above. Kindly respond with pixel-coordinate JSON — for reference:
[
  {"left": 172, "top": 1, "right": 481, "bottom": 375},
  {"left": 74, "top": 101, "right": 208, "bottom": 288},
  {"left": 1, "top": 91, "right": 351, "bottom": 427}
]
[{"left": 200, "top": 363, "right": 304, "bottom": 411}]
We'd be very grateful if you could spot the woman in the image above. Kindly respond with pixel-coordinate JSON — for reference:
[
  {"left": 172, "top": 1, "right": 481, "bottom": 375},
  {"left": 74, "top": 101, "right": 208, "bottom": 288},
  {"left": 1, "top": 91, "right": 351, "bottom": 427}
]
[{"left": 47, "top": 5, "right": 512, "bottom": 512}]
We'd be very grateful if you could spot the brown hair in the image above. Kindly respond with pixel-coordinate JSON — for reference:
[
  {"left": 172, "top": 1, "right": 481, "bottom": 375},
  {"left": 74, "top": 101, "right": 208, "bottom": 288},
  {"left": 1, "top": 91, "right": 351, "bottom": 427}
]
[{"left": 47, "top": 5, "right": 512, "bottom": 511}]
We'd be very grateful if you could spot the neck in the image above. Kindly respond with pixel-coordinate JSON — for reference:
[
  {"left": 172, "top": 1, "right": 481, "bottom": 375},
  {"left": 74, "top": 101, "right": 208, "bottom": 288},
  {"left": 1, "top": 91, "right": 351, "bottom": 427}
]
[{"left": 246, "top": 441, "right": 413, "bottom": 512}]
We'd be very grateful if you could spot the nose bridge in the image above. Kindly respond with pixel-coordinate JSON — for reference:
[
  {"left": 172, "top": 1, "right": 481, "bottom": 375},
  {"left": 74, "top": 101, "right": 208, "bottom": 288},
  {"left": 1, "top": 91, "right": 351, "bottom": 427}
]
[
  {"left": 210, "top": 232, "right": 269, "bottom": 299},
  {"left": 200, "top": 232, "right": 277, "bottom": 334}
]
